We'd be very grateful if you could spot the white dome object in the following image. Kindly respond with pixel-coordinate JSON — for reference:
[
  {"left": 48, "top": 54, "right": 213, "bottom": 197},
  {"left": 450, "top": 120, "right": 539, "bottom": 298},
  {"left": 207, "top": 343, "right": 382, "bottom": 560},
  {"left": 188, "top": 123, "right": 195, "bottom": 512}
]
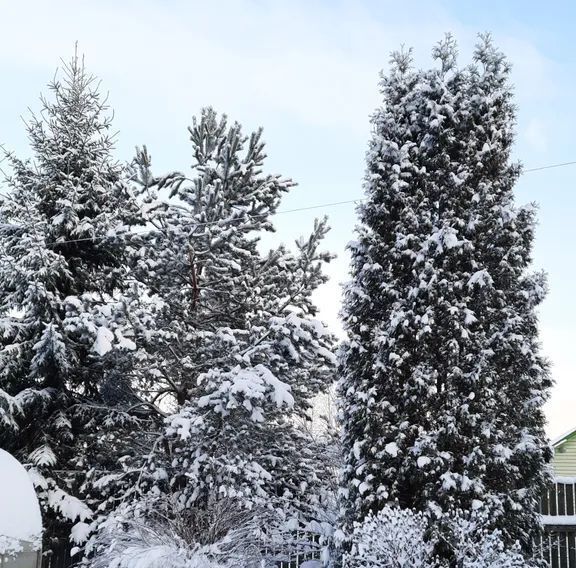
[{"left": 0, "top": 449, "right": 42, "bottom": 542}]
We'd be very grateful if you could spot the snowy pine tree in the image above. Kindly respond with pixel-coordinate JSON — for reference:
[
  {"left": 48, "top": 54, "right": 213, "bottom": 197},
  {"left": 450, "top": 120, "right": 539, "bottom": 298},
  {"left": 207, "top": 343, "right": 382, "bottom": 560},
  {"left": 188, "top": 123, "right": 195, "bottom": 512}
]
[
  {"left": 0, "top": 54, "right": 146, "bottom": 551},
  {"left": 339, "top": 35, "right": 551, "bottom": 558},
  {"left": 125, "top": 108, "right": 336, "bottom": 526}
]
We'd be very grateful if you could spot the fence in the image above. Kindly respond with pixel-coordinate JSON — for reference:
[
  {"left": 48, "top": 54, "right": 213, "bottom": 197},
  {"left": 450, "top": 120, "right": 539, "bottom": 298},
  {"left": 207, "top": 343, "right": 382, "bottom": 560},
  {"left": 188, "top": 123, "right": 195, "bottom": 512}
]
[
  {"left": 541, "top": 479, "right": 576, "bottom": 517},
  {"left": 538, "top": 529, "right": 576, "bottom": 568},
  {"left": 39, "top": 529, "right": 324, "bottom": 568},
  {"left": 262, "top": 529, "right": 324, "bottom": 567},
  {"left": 539, "top": 478, "right": 576, "bottom": 568}
]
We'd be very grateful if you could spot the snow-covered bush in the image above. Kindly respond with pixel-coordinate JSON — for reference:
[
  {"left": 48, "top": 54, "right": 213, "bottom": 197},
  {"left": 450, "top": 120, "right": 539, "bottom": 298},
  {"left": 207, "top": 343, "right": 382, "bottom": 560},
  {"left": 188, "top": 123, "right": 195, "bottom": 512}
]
[
  {"left": 87, "top": 495, "right": 339, "bottom": 568},
  {"left": 342, "top": 507, "right": 434, "bottom": 568},
  {"left": 455, "top": 530, "right": 527, "bottom": 568},
  {"left": 86, "top": 500, "right": 268, "bottom": 568},
  {"left": 445, "top": 509, "right": 529, "bottom": 568},
  {"left": 340, "top": 506, "right": 531, "bottom": 568},
  {"left": 0, "top": 535, "right": 24, "bottom": 558},
  {"left": 89, "top": 523, "right": 226, "bottom": 568}
]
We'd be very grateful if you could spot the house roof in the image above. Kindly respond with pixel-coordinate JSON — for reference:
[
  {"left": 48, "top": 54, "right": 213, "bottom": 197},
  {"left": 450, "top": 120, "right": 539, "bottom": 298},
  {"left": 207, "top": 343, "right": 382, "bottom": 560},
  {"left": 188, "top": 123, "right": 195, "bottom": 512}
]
[{"left": 552, "top": 427, "right": 576, "bottom": 448}]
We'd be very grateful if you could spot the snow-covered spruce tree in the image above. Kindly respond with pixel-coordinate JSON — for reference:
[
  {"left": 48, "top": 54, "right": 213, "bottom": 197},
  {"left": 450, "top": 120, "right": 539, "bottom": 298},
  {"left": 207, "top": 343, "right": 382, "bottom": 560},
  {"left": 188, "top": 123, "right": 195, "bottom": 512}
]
[
  {"left": 123, "top": 109, "right": 336, "bottom": 531},
  {"left": 0, "top": 54, "right": 147, "bottom": 551},
  {"left": 339, "top": 34, "right": 551, "bottom": 558}
]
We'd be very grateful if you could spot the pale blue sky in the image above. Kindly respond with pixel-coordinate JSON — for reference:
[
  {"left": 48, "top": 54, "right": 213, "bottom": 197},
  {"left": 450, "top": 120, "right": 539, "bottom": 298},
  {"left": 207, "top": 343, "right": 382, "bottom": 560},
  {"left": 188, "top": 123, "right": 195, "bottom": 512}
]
[{"left": 0, "top": 0, "right": 574, "bottom": 437}]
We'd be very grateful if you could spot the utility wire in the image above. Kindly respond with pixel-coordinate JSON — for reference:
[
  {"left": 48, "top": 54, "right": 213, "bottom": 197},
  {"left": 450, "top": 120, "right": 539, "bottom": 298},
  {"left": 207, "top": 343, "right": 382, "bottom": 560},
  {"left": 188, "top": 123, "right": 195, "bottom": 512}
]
[
  {"left": 0, "top": 158, "right": 573, "bottom": 249},
  {"left": 524, "top": 160, "right": 576, "bottom": 173}
]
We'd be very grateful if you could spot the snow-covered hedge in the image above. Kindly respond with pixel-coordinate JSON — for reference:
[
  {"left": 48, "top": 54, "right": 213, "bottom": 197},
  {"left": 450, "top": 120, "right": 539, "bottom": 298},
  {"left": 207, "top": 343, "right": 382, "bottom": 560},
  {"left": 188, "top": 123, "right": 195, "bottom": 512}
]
[{"left": 342, "top": 506, "right": 530, "bottom": 568}]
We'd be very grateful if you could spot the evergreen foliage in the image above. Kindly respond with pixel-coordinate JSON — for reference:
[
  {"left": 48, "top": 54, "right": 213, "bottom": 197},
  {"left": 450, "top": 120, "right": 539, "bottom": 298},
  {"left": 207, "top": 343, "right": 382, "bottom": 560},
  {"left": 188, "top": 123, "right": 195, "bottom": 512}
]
[
  {"left": 0, "top": 53, "right": 146, "bottom": 549},
  {"left": 339, "top": 34, "right": 551, "bottom": 556},
  {"left": 122, "top": 109, "right": 336, "bottom": 521}
]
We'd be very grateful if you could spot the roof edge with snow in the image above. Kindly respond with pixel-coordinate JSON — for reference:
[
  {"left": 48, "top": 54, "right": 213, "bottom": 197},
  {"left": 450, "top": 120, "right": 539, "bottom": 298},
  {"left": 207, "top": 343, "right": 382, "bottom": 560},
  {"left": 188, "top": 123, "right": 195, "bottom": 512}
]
[{"left": 552, "top": 427, "right": 576, "bottom": 448}]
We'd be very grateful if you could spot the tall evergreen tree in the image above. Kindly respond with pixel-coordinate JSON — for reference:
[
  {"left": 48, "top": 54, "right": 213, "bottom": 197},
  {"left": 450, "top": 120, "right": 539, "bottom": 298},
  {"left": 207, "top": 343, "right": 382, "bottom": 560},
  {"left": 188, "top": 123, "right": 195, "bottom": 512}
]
[
  {"left": 339, "top": 35, "right": 551, "bottom": 557},
  {"left": 0, "top": 54, "right": 146, "bottom": 550},
  {"left": 126, "top": 108, "right": 336, "bottom": 522}
]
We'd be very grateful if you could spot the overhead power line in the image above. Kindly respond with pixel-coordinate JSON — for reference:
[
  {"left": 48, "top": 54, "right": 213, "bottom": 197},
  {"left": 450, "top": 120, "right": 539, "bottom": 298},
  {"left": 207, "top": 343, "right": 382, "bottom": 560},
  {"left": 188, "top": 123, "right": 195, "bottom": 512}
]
[
  {"left": 0, "top": 157, "right": 574, "bottom": 248},
  {"left": 524, "top": 160, "right": 576, "bottom": 173}
]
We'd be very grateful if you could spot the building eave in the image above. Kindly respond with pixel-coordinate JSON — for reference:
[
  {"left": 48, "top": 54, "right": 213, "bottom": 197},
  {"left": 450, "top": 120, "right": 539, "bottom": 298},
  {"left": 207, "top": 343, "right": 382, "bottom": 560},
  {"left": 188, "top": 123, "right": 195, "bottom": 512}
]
[{"left": 552, "top": 427, "right": 576, "bottom": 448}]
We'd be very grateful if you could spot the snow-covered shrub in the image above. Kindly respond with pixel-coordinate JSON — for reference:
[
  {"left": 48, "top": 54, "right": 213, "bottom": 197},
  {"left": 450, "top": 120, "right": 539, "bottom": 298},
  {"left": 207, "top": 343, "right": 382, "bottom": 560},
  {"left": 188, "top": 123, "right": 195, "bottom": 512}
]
[
  {"left": 86, "top": 499, "right": 270, "bottom": 568},
  {"left": 445, "top": 509, "right": 529, "bottom": 568},
  {"left": 342, "top": 507, "right": 434, "bottom": 567},
  {"left": 340, "top": 506, "right": 531, "bottom": 568},
  {"left": 456, "top": 530, "right": 527, "bottom": 568},
  {"left": 0, "top": 535, "right": 24, "bottom": 557},
  {"left": 88, "top": 522, "right": 225, "bottom": 568}
]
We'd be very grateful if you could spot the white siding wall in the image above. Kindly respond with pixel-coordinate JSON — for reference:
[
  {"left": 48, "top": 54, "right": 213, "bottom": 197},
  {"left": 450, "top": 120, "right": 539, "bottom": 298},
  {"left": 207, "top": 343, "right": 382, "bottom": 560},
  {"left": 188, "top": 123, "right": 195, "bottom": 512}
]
[{"left": 554, "top": 436, "right": 576, "bottom": 477}]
